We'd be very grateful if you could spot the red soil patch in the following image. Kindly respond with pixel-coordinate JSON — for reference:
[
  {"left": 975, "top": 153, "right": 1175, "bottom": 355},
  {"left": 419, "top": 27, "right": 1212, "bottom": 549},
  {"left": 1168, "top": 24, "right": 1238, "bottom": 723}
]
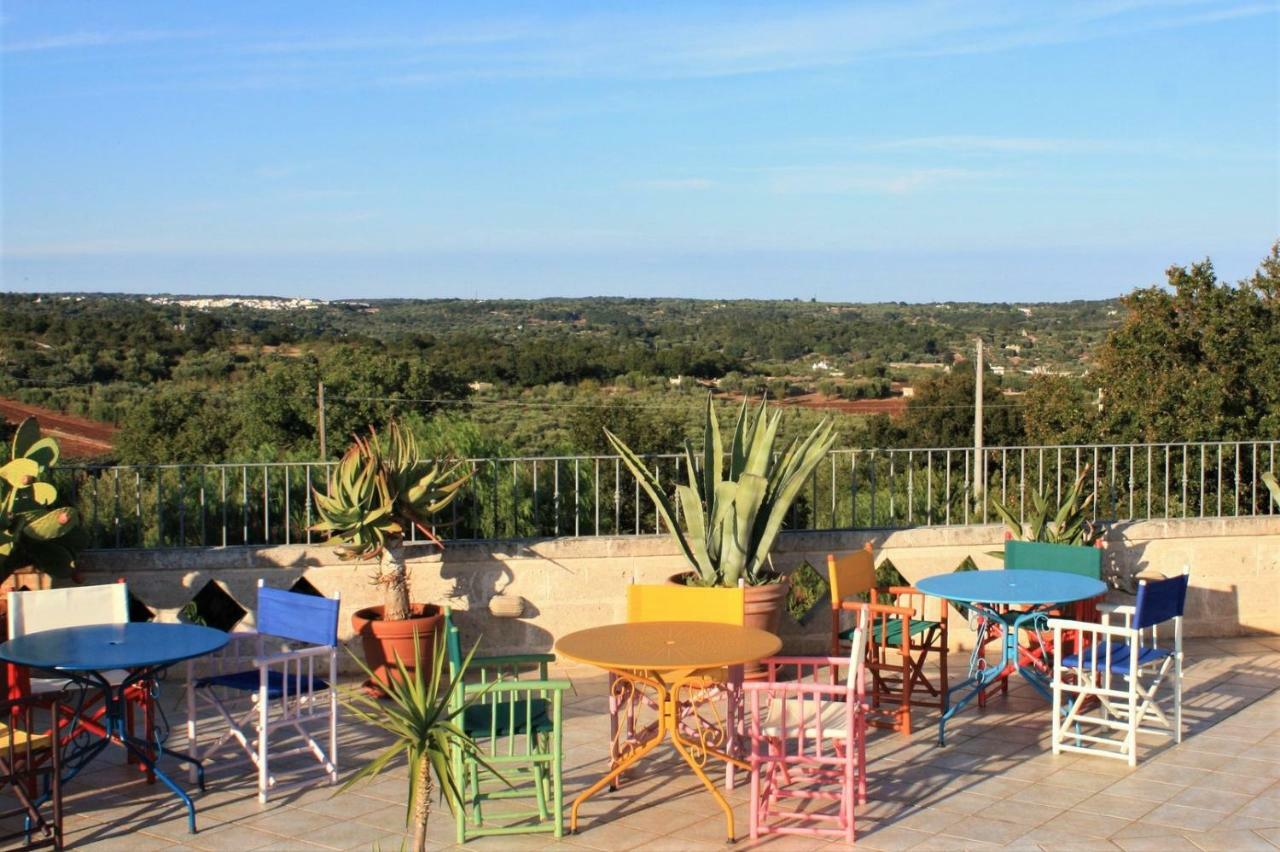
[
  {"left": 775, "top": 392, "right": 908, "bottom": 418},
  {"left": 0, "top": 398, "right": 116, "bottom": 459}
]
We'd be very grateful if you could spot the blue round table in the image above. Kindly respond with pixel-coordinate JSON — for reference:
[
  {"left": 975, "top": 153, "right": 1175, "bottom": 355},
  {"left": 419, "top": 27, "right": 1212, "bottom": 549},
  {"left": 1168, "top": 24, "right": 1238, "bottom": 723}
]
[
  {"left": 916, "top": 569, "right": 1105, "bottom": 745},
  {"left": 0, "top": 622, "right": 229, "bottom": 833}
]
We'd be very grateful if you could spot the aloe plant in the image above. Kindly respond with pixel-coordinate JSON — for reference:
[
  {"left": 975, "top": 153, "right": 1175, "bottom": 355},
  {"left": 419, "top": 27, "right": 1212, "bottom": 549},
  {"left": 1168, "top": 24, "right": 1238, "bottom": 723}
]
[
  {"left": 311, "top": 420, "right": 471, "bottom": 620},
  {"left": 605, "top": 395, "right": 837, "bottom": 587},
  {"left": 990, "top": 464, "right": 1101, "bottom": 546},
  {"left": 1, "top": 417, "right": 86, "bottom": 584},
  {"left": 340, "top": 631, "right": 495, "bottom": 852}
]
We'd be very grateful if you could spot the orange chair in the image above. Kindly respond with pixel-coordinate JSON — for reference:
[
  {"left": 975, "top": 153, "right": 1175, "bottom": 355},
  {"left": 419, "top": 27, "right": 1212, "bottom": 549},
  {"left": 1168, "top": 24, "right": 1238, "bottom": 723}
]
[
  {"left": 828, "top": 544, "right": 948, "bottom": 735},
  {"left": 609, "top": 584, "right": 745, "bottom": 788}
]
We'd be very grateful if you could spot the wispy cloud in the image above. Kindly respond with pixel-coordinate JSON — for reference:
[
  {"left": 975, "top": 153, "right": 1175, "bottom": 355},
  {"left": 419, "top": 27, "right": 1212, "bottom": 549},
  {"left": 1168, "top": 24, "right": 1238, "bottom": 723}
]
[
  {"left": 2, "top": 29, "right": 206, "bottom": 54},
  {"left": 765, "top": 165, "right": 989, "bottom": 195},
  {"left": 864, "top": 136, "right": 1139, "bottom": 155},
  {"left": 7, "top": 1, "right": 1270, "bottom": 85},
  {"left": 633, "top": 178, "right": 716, "bottom": 191}
]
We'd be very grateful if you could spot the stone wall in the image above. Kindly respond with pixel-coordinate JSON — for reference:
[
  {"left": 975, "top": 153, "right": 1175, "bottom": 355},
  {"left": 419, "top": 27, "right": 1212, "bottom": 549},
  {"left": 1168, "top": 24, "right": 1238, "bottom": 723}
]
[{"left": 78, "top": 516, "right": 1280, "bottom": 669}]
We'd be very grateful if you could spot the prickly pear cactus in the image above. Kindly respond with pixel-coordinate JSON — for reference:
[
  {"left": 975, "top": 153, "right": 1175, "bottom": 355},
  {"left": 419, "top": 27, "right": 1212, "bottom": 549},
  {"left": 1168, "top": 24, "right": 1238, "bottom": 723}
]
[{"left": 1, "top": 417, "right": 86, "bottom": 583}]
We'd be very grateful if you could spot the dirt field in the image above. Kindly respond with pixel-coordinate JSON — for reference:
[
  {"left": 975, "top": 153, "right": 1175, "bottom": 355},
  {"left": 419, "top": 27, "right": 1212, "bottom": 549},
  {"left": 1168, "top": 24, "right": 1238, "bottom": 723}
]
[{"left": 0, "top": 398, "right": 116, "bottom": 458}]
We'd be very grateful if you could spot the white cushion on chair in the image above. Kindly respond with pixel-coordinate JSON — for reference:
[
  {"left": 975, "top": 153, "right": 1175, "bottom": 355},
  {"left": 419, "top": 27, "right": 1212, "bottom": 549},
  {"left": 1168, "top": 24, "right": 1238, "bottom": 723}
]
[
  {"left": 27, "top": 669, "right": 133, "bottom": 694},
  {"left": 761, "top": 696, "right": 856, "bottom": 739}
]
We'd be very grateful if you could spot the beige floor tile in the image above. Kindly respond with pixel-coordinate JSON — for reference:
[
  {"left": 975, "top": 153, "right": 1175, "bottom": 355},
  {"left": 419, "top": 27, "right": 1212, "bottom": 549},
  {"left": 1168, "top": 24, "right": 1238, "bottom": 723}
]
[
  {"left": 1112, "top": 833, "right": 1203, "bottom": 851},
  {"left": 1142, "top": 802, "right": 1227, "bottom": 832},
  {"left": 1186, "top": 827, "right": 1277, "bottom": 851},
  {"left": 1166, "top": 785, "right": 1254, "bottom": 815}
]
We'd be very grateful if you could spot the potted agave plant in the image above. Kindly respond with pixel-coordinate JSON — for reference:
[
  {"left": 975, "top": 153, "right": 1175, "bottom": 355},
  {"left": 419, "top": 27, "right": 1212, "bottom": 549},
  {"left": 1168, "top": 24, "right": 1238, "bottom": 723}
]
[
  {"left": 605, "top": 395, "right": 836, "bottom": 645},
  {"left": 311, "top": 420, "right": 471, "bottom": 689},
  {"left": 1, "top": 418, "right": 87, "bottom": 599}
]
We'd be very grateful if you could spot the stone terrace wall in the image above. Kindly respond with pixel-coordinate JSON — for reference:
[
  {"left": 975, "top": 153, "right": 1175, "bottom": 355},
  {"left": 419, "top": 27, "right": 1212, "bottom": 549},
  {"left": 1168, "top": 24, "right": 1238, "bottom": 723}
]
[{"left": 78, "top": 516, "right": 1279, "bottom": 669}]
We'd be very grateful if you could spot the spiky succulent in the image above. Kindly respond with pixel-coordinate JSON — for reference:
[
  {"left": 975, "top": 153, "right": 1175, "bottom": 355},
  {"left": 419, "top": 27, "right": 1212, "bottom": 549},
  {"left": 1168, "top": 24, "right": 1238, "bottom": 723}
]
[
  {"left": 1, "top": 417, "right": 86, "bottom": 582},
  {"left": 990, "top": 464, "right": 1100, "bottom": 546},
  {"left": 606, "top": 395, "right": 837, "bottom": 587},
  {"left": 311, "top": 421, "right": 471, "bottom": 562}
]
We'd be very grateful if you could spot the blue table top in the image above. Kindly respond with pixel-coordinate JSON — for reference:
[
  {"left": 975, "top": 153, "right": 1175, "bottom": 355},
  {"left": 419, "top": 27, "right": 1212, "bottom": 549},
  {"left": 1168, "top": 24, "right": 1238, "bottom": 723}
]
[
  {"left": 0, "top": 622, "right": 229, "bottom": 672},
  {"left": 916, "top": 569, "right": 1106, "bottom": 606}
]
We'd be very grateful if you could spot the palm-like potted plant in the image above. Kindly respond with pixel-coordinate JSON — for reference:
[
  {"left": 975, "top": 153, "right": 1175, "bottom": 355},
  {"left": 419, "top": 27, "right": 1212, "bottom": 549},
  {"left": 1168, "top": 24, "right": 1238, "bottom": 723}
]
[
  {"left": 312, "top": 420, "right": 471, "bottom": 687},
  {"left": 2, "top": 417, "right": 87, "bottom": 587},
  {"left": 341, "top": 631, "right": 492, "bottom": 852},
  {"left": 605, "top": 395, "right": 836, "bottom": 639}
]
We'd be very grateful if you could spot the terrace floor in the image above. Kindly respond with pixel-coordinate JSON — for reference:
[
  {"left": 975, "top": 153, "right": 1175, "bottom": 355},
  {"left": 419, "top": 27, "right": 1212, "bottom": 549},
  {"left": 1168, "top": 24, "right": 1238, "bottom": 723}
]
[{"left": 20, "top": 634, "right": 1280, "bottom": 851}]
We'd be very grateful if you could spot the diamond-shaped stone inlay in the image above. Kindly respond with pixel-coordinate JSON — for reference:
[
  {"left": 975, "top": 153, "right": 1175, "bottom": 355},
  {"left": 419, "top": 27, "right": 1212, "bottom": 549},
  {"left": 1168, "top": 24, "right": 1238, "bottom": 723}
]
[
  {"left": 181, "top": 580, "right": 248, "bottom": 632},
  {"left": 786, "top": 559, "right": 828, "bottom": 624},
  {"left": 289, "top": 576, "right": 323, "bottom": 597},
  {"left": 127, "top": 590, "right": 156, "bottom": 622}
]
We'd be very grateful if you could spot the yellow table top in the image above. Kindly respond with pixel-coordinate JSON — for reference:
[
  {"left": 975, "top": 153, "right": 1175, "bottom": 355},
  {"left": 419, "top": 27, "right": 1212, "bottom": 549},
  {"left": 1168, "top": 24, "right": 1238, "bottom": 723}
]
[{"left": 555, "top": 621, "right": 782, "bottom": 671}]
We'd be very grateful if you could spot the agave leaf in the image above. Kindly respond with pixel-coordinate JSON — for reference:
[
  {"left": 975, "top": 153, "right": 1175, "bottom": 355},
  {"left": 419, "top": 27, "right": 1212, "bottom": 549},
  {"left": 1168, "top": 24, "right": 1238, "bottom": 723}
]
[
  {"left": 604, "top": 428, "right": 699, "bottom": 571},
  {"left": 704, "top": 395, "right": 722, "bottom": 508},
  {"left": 989, "top": 497, "right": 1024, "bottom": 540},
  {"left": 1263, "top": 471, "right": 1280, "bottom": 509},
  {"left": 721, "top": 473, "right": 767, "bottom": 587},
  {"left": 675, "top": 484, "right": 715, "bottom": 580},
  {"left": 728, "top": 399, "right": 749, "bottom": 480}
]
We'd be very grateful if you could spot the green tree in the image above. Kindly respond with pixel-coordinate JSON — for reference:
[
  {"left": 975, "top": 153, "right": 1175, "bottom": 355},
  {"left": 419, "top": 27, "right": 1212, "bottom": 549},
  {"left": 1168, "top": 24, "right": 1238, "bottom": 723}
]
[
  {"left": 900, "top": 363, "right": 1023, "bottom": 448},
  {"left": 1094, "top": 244, "right": 1280, "bottom": 442},
  {"left": 1022, "top": 375, "right": 1096, "bottom": 445}
]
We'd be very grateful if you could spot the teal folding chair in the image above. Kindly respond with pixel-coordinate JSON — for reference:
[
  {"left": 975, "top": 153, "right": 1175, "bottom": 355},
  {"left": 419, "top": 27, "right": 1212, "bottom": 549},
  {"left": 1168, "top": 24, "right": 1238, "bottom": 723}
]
[
  {"left": 983, "top": 541, "right": 1104, "bottom": 702},
  {"left": 443, "top": 608, "right": 568, "bottom": 843}
]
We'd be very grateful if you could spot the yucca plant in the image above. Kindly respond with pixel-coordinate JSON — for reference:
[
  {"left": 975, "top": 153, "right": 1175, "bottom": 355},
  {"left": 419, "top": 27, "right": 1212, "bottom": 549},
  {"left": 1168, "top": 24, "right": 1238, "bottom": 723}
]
[
  {"left": 311, "top": 420, "right": 471, "bottom": 621},
  {"left": 605, "top": 395, "right": 837, "bottom": 587},
  {"left": 341, "top": 631, "right": 497, "bottom": 852},
  {"left": 1, "top": 417, "right": 87, "bottom": 584},
  {"left": 990, "top": 464, "right": 1101, "bottom": 546}
]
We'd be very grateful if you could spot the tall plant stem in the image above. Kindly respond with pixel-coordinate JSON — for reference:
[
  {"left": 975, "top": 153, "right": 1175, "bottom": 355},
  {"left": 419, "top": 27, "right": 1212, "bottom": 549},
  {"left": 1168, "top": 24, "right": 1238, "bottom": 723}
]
[
  {"left": 382, "top": 545, "right": 411, "bottom": 621},
  {"left": 412, "top": 753, "right": 432, "bottom": 852}
]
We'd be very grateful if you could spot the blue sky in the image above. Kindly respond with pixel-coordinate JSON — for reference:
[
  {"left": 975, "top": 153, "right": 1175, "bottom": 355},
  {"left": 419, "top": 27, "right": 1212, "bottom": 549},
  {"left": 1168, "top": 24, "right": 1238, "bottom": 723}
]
[{"left": 2, "top": 1, "right": 1277, "bottom": 301}]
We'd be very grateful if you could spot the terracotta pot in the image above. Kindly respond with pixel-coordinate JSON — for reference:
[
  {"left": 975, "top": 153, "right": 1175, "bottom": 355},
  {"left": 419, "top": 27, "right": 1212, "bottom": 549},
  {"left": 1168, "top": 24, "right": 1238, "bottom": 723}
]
[
  {"left": 667, "top": 572, "right": 789, "bottom": 679},
  {"left": 350, "top": 603, "right": 444, "bottom": 691}
]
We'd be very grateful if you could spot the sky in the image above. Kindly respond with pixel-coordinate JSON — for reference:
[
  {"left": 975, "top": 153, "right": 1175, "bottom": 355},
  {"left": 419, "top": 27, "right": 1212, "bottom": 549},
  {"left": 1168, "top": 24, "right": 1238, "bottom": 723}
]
[{"left": 1, "top": 1, "right": 1277, "bottom": 302}]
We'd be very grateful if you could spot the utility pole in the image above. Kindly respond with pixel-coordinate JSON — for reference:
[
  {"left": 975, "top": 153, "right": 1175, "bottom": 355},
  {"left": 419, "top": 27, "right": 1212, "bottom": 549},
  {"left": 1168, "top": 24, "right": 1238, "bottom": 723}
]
[
  {"left": 317, "top": 381, "right": 327, "bottom": 460},
  {"left": 974, "top": 338, "right": 984, "bottom": 504}
]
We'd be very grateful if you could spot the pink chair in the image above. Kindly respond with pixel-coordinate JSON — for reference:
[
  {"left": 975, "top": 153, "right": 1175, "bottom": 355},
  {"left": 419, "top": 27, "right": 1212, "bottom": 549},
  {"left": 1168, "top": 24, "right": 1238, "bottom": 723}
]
[{"left": 745, "top": 606, "right": 869, "bottom": 844}]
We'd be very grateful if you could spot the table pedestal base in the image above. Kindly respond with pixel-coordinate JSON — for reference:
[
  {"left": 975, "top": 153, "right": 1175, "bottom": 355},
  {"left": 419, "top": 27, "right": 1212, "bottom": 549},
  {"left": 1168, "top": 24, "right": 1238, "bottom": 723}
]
[
  {"left": 572, "top": 667, "right": 746, "bottom": 842},
  {"left": 937, "top": 605, "right": 1053, "bottom": 746}
]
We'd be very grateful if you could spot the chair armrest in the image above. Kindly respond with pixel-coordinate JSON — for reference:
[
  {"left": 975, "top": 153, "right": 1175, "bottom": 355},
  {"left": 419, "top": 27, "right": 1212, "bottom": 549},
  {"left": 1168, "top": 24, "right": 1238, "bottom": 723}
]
[
  {"left": 742, "top": 680, "right": 853, "bottom": 698},
  {"left": 1098, "top": 603, "right": 1135, "bottom": 629},
  {"left": 466, "top": 678, "right": 571, "bottom": 696},
  {"left": 839, "top": 600, "right": 915, "bottom": 619},
  {"left": 472, "top": 653, "right": 555, "bottom": 667},
  {"left": 253, "top": 645, "right": 336, "bottom": 667},
  {"left": 760, "top": 655, "right": 848, "bottom": 668},
  {"left": 1045, "top": 617, "right": 1135, "bottom": 639}
]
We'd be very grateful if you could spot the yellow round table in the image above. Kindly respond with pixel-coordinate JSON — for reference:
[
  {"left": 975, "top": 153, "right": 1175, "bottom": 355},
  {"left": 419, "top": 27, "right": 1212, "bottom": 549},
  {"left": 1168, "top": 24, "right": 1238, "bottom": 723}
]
[{"left": 556, "top": 621, "right": 782, "bottom": 841}]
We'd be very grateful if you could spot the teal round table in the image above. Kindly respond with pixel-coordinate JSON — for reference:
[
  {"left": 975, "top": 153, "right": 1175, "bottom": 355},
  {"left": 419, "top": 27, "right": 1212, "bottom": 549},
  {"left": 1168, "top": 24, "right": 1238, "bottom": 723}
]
[
  {"left": 916, "top": 569, "right": 1105, "bottom": 745},
  {"left": 0, "top": 623, "right": 229, "bottom": 833}
]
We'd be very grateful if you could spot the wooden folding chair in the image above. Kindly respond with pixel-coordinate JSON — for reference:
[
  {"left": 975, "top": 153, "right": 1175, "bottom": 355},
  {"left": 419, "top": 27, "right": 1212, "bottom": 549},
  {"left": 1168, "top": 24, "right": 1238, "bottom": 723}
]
[{"left": 828, "top": 544, "right": 948, "bottom": 735}]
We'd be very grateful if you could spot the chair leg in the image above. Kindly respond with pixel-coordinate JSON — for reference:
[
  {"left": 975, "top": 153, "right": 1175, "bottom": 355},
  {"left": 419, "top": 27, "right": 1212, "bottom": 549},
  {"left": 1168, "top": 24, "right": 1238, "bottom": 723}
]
[{"left": 257, "top": 697, "right": 270, "bottom": 803}]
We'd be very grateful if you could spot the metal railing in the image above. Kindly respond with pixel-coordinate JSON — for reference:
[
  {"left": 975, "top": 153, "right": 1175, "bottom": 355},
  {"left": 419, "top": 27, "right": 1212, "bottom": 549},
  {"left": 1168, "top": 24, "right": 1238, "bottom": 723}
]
[{"left": 58, "top": 440, "right": 1279, "bottom": 550}]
